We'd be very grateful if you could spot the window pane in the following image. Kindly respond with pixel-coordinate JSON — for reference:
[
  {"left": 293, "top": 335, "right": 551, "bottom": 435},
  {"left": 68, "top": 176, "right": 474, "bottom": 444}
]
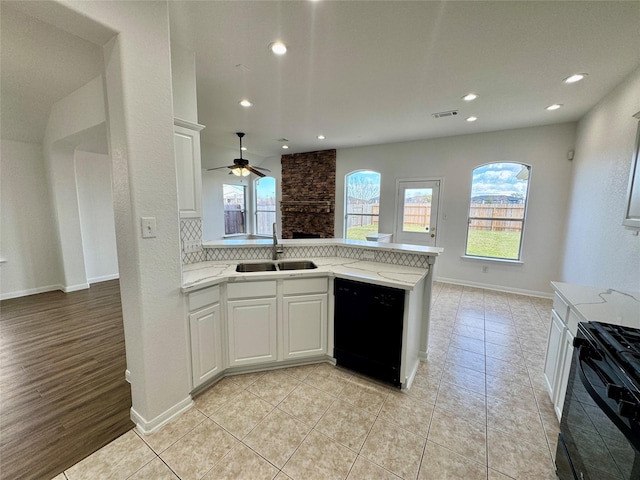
[
  {"left": 466, "top": 219, "right": 523, "bottom": 260},
  {"left": 402, "top": 188, "right": 432, "bottom": 232},
  {"left": 223, "top": 184, "right": 245, "bottom": 235},
  {"left": 345, "top": 215, "right": 378, "bottom": 240},
  {"left": 255, "top": 177, "right": 276, "bottom": 235},
  {"left": 465, "top": 163, "right": 530, "bottom": 259},
  {"left": 345, "top": 171, "right": 380, "bottom": 240}
]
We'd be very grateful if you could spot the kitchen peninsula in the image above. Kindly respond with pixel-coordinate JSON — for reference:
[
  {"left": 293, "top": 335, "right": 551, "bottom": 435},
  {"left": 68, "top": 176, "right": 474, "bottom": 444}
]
[{"left": 181, "top": 239, "right": 442, "bottom": 393}]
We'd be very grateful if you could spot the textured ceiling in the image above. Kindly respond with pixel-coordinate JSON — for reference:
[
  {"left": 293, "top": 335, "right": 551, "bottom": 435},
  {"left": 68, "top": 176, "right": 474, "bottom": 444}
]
[{"left": 168, "top": 0, "right": 640, "bottom": 165}]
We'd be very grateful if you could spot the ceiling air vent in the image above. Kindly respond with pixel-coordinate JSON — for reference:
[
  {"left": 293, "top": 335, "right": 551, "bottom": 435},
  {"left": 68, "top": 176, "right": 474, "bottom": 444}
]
[{"left": 432, "top": 110, "right": 459, "bottom": 119}]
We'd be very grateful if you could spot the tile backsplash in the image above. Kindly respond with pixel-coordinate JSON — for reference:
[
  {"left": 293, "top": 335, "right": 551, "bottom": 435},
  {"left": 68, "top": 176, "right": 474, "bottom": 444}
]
[{"left": 180, "top": 219, "right": 431, "bottom": 269}]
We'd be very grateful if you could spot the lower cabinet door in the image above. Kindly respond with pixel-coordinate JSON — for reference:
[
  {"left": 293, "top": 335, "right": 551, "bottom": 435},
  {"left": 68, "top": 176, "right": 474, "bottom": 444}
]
[
  {"left": 283, "top": 294, "right": 328, "bottom": 359},
  {"left": 227, "top": 297, "right": 277, "bottom": 366},
  {"left": 543, "top": 310, "right": 564, "bottom": 401},
  {"left": 189, "top": 304, "right": 222, "bottom": 388},
  {"left": 554, "top": 327, "right": 575, "bottom": 421}
]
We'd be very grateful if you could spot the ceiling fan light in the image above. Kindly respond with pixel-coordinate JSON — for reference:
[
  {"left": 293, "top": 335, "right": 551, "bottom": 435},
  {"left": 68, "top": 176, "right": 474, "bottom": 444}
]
[
  {"left": 231, "top": 167, "right": 242, "bottom": 176},
  {"left": 241, "top": 168, "right": 251, "bottom": 177}
]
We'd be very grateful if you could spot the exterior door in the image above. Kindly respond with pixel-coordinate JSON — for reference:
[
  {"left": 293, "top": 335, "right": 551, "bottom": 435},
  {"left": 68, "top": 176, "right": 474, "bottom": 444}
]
[{"left": 394, "top": 179, "right": 440, "bottom": 246}]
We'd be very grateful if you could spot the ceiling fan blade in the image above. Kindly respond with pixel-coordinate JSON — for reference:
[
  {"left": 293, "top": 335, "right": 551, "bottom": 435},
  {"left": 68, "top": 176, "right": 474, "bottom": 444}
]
[
  {"left": 206, "top": 165, "right": 233, "bottom": 171},
  {"left": 247, "top": 165, "right": 266, "bottom": 177},
  {"left": 252, "top": 166, "right": 271, "bottom": 172}
]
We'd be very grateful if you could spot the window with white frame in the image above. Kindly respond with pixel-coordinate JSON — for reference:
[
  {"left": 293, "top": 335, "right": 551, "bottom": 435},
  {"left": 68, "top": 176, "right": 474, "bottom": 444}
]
[
  {"left": 223, "top": 184, "right": 246, "bottom": 235},
  {"left": 255, "top": 177, "right": 276, "bottom": 236},
  {"left": 465, "top": 163, "right": 531, "bottom": 260},
  {"left": 345, "top": 170, "right": 381, "bottom": 240}
]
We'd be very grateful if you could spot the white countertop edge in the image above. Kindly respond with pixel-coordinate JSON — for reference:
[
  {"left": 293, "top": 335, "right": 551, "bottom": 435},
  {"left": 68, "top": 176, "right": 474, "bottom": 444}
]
[
  {"left": 182, "top": 258, "right": 429, "bottom": 294},
  {"left": 201, "top": 238, "right": 442, "bottom": 256}
]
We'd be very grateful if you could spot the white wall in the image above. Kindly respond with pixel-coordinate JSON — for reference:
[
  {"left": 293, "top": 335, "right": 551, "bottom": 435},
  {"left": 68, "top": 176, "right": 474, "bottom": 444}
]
[
  {"left": 336, "top": 123, "right": 577, "bottom": 296},
  {"left": 171, "top": 42, "right": 198, "bottom": 124},
  {"left": 561, "top": 68, "right": 640, "bottom": 292},
  {"left": 1, "top": 140, "right": 62, "bottom": 298},
  {"left": 44, "top": 75, "right": 107, "bottom": 291},
  {"left": 76, "top": 150, "right": 118, "bottom": 283}
]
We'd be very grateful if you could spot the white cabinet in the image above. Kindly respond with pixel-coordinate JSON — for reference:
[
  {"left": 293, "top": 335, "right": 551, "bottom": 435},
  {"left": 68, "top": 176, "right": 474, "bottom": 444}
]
[
  {"left": 227, "top": 281, "right": 277, "bottom": 367},
  {"left": 544, "top": 291, "right": 576, "bottom": 421},
  {"left": 283, "top": 277, "right": 328, "bottom": 359},
  {"left": 174, "top": 118, "right": 205, "bottom": 218},
  {"left": 188, "top": 286, "right": 222, "bottom": 388}
]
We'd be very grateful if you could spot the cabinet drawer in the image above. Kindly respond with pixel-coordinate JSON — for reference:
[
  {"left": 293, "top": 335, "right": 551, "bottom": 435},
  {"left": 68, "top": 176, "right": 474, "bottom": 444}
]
[
  {"left": 283, "top": 277, "right": 328, "bottom": 295},
  {"left": 227, "top": 280, "right": 276, "bottom": 299},
  {"left": 552, "top": 293, "right": 569, "bottom": 323},
  {"left": 189, "top": 285, "right": 220, "bottom": 311}
]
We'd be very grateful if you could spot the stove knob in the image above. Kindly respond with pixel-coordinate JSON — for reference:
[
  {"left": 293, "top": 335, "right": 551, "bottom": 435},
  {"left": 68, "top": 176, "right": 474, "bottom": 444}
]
[{"left": 573, "top": 337, "right": 589, "bottom": 348}]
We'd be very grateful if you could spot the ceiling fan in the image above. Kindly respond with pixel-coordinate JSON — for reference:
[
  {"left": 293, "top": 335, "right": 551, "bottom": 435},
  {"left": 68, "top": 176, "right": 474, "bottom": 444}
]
[{"left": 207, "top": 132, "right": 270, "bottom": 178}]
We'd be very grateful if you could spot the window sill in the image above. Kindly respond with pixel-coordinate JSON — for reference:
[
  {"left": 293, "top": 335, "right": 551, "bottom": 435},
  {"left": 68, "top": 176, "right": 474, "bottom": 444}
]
[{"left": 461, "top": 255, "right": 523, "bottom": 265}]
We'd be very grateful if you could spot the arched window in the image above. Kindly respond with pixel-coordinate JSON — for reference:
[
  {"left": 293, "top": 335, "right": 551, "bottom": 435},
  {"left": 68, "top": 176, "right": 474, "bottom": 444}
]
[
  {"left": 465, "top": 163, "right": 531, "bottom": 260},
  {"left": 345, "top": 170, "right": 381, "bottom": 240},
  {"left": 254, "top": 176, "right": 276, "bottom": 236}
]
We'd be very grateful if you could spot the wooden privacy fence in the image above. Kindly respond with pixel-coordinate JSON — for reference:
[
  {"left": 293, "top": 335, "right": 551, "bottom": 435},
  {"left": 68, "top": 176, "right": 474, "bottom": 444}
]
[
  {"left": 346, "top": 202, "right": 525, "bottom": 232},
  {"left": 469, "top": 203, "right": 525, "bottom": 232}
]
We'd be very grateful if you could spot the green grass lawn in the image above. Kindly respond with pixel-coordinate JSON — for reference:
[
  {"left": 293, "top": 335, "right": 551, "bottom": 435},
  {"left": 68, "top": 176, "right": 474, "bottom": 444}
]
[
  {"left": 346, "top": 225, "right": 378, "bottom": 241},
  {"left": 466, "top": 229, "right": 521, "bottom": 259}
]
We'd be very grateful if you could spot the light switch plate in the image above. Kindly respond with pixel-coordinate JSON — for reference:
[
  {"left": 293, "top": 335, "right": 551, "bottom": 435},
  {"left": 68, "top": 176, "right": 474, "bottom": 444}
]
[
  {"left": 360, "top": 250, "right": 375, "bottom": 261},
  {"left": 141, "top": 217, "right": 156, "bottom": 238}
]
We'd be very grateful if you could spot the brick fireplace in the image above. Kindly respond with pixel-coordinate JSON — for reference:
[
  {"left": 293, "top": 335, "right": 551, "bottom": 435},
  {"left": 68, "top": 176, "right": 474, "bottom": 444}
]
[{"left": 281, "top": 149, "right": 336, "bottom": 239}]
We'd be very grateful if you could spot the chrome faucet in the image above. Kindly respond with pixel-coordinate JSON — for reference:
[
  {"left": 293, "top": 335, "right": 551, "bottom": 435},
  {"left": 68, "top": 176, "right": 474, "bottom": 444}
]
[{"left": 272, "top": 223, "right": 283, "bottom": 260}]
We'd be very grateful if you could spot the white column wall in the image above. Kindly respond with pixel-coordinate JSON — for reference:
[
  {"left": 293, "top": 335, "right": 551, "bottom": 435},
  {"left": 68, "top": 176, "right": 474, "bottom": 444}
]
[{"left": 51, "top": 0, "right": 191, "bottom": 431}]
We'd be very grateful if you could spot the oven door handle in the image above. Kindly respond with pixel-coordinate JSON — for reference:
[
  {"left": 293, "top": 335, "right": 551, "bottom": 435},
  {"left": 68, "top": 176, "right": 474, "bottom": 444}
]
[{"left": 577, "top": 346, "right": 640, "bottom": 451}]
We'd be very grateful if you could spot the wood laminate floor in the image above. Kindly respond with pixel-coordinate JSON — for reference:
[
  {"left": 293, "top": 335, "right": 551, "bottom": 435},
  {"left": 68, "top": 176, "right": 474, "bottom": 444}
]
[{"left": 0, "top": 280, "right": 134, "bottom": 480}]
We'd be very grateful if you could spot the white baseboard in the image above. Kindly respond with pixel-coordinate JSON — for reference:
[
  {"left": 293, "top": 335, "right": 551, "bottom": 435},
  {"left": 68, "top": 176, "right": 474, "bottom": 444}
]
[
  {"left": 1, "top": 283, "right": 65, "bottom": 300},
  {"left": 131, "top": 396, "right": 194, "bottom": 435},
  {"left": 125, "top": 369, "right": 131, "bottom": 384},
  {"left": 434, "top": 276, "right": 553, "bottom": 299},
  {"left": 89, "top": 273, "right": 119, "bottom": 284},
  {"left": 64, "top": 283, "right": 90, "bottom": 293}
]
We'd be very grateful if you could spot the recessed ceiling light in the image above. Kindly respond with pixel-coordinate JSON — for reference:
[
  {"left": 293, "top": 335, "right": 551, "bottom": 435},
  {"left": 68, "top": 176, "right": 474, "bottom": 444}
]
[
  {"left": 269, "top": 41, "right": 287, "bottom": 55},
  {"left": 282, "top": 145, "right": 289, "bottom": 149},
  {"left": 241, "top": 147, "right": 247, "bottom": 151},
  {"left": 546, "top": 104, "right": 563, "bottom": 111},
  {"left": 466, "top": 116, "right": 478, "bottom": 122},
  {"left": 239, "top": 99, "right": 252, "bottom": 107},
  {"left": 563, "top": 73, "right": 588, "bottom": 84},
  {"left": 317, "top": 135, "right": 326, "bottom": 140},
  {"left": 462, "top": 93, "right": 478, "bottom": 101}
]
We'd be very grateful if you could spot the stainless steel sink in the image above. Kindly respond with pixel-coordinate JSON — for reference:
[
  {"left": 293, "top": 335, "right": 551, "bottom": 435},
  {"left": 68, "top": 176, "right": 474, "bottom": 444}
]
[
  {"left": 277, "top": 260, "right": 318, "bottom": 270},
  {"left": 235, "top": 262, "right": 277, "bottom": 272}
]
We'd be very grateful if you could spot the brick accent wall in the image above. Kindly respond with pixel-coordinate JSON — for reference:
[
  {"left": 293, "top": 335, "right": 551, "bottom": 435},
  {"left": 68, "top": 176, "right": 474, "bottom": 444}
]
[{"left": 281, "top": 150, "right": 336, "bottom": 238}]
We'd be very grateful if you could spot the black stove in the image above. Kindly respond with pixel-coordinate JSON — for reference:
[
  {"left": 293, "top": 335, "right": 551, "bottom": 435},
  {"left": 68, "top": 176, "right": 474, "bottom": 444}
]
[{"left": 556, "top": 321, "right": 640, "bottom": 480}]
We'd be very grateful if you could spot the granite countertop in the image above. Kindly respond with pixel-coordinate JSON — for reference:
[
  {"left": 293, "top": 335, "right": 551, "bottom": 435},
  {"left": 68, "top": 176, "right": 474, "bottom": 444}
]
[
  {"left": 182, "top": 257, "right": 430, "bottom": 293},
  {"left": 551, "top": 281, "right": 640, "bottom": 329}
]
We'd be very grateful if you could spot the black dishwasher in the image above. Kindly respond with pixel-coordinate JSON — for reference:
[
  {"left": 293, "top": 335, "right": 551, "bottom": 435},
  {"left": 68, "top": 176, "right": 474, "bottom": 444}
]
[{"left": 334, "top": 278, "right": 405, "bottom": 387}]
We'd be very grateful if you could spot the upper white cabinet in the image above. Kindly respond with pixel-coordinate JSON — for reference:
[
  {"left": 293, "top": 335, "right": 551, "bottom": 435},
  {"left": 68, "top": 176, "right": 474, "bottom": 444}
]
[{"left": 174, "top": 118, "right": 205, "bottom": 218}]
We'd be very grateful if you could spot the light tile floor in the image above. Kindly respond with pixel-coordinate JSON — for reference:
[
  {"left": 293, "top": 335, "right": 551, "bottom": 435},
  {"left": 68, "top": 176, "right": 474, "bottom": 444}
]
[{"left": 52, "top": 282, "right": 559, "bottom": 480}]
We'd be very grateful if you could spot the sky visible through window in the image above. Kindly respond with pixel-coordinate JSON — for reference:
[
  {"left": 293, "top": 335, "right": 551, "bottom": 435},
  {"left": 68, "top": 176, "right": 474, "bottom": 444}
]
[{"left": 471, "top": 163, "right": 529, "bottom": 199}]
